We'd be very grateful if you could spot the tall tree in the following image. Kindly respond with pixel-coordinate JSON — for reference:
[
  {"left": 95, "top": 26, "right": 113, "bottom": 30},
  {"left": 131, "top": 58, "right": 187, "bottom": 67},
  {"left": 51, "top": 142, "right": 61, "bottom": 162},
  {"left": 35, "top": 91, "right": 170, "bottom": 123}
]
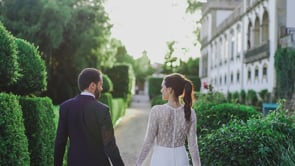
[
  {"left": 133, "top": 51, "right": 154, "bottom": 87},
  {"left": 176, "top": 57, "right": 199, "bottom": 76},
  {"left": 0, "top": 0, "right": 115, "bottom": 103},
  {"left": 162, "top": 41, "right": 178, "bottom": 74}
]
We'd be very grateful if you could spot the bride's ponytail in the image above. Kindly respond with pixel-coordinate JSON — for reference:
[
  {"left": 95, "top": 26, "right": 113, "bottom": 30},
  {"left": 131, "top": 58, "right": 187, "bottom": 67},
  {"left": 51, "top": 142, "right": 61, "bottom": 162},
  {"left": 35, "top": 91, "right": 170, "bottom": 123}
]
[{"left": 183, "top": 80, "right": 193, "bottom": 121}]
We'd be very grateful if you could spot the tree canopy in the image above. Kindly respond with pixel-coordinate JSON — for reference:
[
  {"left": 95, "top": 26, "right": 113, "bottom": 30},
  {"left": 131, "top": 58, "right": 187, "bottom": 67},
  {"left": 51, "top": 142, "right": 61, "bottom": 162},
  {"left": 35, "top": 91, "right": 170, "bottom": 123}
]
[{"left": 0, "top": 0, "right": 116, "bottom": 103}]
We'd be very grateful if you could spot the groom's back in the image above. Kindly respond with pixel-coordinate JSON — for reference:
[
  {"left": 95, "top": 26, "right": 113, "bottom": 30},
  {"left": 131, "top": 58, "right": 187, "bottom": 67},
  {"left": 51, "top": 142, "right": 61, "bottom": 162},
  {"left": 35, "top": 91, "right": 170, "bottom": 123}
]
[{"left": 60, "top": 95, "right": 111, "bottom": 166}]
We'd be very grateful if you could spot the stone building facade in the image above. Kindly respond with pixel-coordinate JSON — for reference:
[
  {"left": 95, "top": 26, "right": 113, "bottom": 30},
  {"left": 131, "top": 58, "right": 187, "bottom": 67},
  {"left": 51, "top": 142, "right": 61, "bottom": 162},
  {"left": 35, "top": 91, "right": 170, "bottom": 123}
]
[{"left": 199, "top": 0, "right": 295, "bottom": 97}]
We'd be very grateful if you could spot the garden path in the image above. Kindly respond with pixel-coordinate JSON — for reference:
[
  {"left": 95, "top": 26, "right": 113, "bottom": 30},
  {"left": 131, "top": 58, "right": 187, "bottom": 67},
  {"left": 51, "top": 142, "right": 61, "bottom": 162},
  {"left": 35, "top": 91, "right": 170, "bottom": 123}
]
[{"left": 114, "top": 93, "right": 152, "bottom": 166}]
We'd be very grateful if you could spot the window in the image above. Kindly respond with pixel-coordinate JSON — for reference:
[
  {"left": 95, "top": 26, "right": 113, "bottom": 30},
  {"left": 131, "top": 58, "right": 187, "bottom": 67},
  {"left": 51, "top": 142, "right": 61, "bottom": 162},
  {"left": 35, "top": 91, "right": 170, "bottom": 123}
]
[
  {"left": 224, "top": 75, "right": 227, "bottom": 84},
  {"left": 231, "top": 73, "right": 234, "bottom": 83},
  {"left": 231, "top": 35, "right": 235, "bottom": 60},
  {"left": 248, "top": 69, "right": 251, "bottom": 80},
  {"left": 255, "top": 66, "right": 259, "bottom": 79},
  {"left": 263, "top": 64, "right": 267, "bottom": 77},
  {"left": 237, "top": 71, "right": 240, "bottom": 82},
  {"left": 237, "top": 29, "right": 242, "bottom": 55}
]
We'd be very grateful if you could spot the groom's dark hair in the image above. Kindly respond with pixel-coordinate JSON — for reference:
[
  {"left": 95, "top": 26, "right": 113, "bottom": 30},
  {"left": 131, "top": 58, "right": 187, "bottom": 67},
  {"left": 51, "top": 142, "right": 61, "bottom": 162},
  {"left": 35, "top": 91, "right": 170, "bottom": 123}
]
[{"left": 78, "top": 68, "right": 102, "bottom": 91}]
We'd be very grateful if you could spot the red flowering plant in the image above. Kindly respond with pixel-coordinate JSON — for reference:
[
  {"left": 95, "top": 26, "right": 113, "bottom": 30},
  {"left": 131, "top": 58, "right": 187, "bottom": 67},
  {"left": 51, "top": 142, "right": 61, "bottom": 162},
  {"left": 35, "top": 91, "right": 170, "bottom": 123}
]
[{"left": 203, "top": 81, "right": 213, "bottom": 92}]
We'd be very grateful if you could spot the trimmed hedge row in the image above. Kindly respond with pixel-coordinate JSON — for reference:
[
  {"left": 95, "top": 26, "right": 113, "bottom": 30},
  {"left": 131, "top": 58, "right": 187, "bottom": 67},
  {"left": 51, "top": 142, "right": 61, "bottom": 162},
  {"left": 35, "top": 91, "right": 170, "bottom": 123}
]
[
  {"left": 147, "top": 76, "right": 163, "bottom": 99},
  {"left": 0, "top": 93, "right": 30, "bottom": 166},
  {"left": 0, "top": 93, "right": 56, "bottom": 165},
  {"left": 19, "top": 96, "right": 56, "bottom": 166},
  {"left": 111, "top": 98, "right": 127, "bottom": 125},
  {"left": 105, "top": 64, "right": 135, "bottom": 105}
]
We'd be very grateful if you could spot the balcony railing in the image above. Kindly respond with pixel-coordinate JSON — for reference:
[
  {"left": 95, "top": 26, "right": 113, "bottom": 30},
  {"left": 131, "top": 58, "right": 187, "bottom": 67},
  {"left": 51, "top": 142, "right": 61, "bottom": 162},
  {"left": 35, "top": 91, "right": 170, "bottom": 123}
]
[{"left": 244, "top": 40, "right": 270, "bottom": 64}]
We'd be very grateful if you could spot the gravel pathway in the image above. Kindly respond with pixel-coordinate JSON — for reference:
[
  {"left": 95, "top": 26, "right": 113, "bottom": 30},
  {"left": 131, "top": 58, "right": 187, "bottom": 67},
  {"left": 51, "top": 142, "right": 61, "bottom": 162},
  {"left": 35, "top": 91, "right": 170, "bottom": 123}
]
[{"left": 114, "top": 94, "right": 152, "bottom": 166}]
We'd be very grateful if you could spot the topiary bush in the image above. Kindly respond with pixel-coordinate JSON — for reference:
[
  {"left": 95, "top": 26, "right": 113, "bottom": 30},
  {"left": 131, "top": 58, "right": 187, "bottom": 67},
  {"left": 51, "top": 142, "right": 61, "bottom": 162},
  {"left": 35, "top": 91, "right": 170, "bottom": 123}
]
[
  {"left": 19, "top": 96, "right": 56, "bottom": 166},
  {"left": 0, "top": 22, "right": 20, "bottom": 90},
  {"left": 100, "top": 92, "right": 114, "bottom": 123},
  {"left": 0, "top": 93, "right": 30, "bottom": 166},
  {"left": 194, "top": 103, "right": 260, "bottom": 135},
  {"left": 105, "top": 64, "right": 135, "bottom": 104},
  {"left": 102, "top": 74, "right": 113, "bottom": 93},
  {"left": 147, "top": 76, "right": 163, "bottom": 99},
  {"left": 199, "top": 109, "right": 295, "bottom": 165},
  {"left": 111, "top": 98, "right": 126, "bottom": 125},
  {"left": 8, "top": 38, "right": 47, "bottom": 95}
]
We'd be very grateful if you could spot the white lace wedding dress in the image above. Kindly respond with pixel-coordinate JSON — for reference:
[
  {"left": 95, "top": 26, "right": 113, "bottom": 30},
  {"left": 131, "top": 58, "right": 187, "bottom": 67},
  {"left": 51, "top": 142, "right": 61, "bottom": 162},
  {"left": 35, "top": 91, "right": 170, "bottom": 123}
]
[{"left": 136, "top": 104, "right": 201, "bottom": 166}]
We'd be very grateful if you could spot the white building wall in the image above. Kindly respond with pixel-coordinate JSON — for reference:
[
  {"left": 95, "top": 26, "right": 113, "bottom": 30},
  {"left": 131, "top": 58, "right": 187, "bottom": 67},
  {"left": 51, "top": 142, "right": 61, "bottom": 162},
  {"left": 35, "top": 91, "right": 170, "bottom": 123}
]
[
  {"left": 287, "top": 0, "right": 295, "bottom": 27},
  {"left": 200, "top": 0, "right": 282, "bottom": 95},
  {"left": 216, "top": 10, "right": 233, "bottom": 27}
]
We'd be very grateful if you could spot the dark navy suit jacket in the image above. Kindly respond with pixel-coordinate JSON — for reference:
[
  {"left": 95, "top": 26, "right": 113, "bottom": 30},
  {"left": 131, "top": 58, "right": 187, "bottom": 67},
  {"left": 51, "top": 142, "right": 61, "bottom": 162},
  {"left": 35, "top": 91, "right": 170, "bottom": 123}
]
[{"left": 54, "top": 95, "right": 124, "bottom": 166}]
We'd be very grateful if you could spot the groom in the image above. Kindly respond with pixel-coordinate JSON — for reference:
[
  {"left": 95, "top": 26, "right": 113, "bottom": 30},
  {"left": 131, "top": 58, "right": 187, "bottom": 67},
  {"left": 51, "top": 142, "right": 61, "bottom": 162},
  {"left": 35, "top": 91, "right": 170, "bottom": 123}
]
[{"left": 54, "top": 68, "right": 124, "bottom": 166}]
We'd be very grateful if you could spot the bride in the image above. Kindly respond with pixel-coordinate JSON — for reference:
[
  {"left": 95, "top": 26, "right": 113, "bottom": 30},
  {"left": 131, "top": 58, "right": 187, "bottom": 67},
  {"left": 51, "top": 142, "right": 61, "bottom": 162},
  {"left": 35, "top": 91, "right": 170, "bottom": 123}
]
[{"left": 136, "top": 73, "right": 201, "bottom": 166}]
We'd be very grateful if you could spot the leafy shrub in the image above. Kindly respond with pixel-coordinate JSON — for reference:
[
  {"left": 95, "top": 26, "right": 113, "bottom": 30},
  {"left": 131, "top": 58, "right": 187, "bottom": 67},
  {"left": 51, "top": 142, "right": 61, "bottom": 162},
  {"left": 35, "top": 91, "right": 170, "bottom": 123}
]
[
  {"left": 227, "top": 92, "right": 232, "bottom": 102},
  {"left": 194, "top": 103, "right": 259, "bottom": 135},
  {"left": 247, "top": 89, "right": 258, "bottom": 105},
  {"left": 0, "top": 22, "right": 20, "bottom": 90},
  {"left": 240, "top": 90, "right": 246, "bottom": 104},
  {"left": 102, "top": 74, "right": 113, "bottom": 93},
  {"left": 19, "top": 96, "right": 56, "bottom": 166},
  {"left": 195, "top": 91, "right": 226, "bottom": 105},
  {"left": 232, "top": 91, "right": 240, "bottom": 103},
  {"left": 259, "top": 89, "right": 270, "bottom": 102},
  {"left": 187, "top": 75, "right": 201, "bottom": 92},
  {"left": 0, "top": 93, "right": 30, "bottom": 166},
  {"left": 111, "top": 98, "right": 126, "bottom": 125},
  {"left": 199, "top": 110, "right": 295, "bottom": 165},
  {"left": 147, "top": 76, "right": 163, "bottom": 99},
  {"left": 8, "top": 38, "right": 47, "bottom": 95}
]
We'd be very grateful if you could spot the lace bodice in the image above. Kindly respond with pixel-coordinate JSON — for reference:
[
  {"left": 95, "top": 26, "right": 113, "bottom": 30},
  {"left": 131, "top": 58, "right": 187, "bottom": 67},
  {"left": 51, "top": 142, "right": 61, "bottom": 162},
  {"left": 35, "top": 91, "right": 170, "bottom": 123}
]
[{"left": 136, "top": 104, "right": 201, "bottom": 166}]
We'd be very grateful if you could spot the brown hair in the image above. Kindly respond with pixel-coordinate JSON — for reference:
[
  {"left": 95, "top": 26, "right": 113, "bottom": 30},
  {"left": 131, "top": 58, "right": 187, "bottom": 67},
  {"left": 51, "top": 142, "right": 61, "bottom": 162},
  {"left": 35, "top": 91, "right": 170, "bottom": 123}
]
[
  {"left": 164, "top": 73, "right": 194, "bottom": 121},
  {"left": 78, "top": 68, "right": 102, "bottom": 91}
]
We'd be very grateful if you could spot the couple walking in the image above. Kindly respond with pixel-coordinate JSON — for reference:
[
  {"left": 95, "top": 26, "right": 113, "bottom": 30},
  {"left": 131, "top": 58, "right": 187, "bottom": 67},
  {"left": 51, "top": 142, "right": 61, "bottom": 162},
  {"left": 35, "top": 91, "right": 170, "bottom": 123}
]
[{"left": 54, "top": 68, "right": 201, "bottom": 166}]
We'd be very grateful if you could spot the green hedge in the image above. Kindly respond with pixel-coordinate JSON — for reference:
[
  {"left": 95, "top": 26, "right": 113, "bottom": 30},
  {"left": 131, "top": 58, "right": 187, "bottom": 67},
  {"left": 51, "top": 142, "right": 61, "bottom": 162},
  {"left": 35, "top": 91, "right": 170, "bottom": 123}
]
[
  {"left": 275, "top": 47, "right": 295, "bottom": 99},
  {"left": 199, "top": 110, "right": 295, "bottom": 165},
  {"left": 0, "top": 22, "right": 20, "bottom": 90},
  {"left": 19, "top": 96, "right": 56, "bottom": 166},
  {"left": 147, "top": 76, "right": 163, "bottom": 99},
  {"left": 8, "top": 38, "right": 47, "bottom": 95},
  {"left": 187, "top": 75, "right": 201, "bottom": 92},
  {"left": 194, "top": 103, "right": 260, "bottom": 135},
  {"left": 0, "top": 93, "right": 30, "bottom": 166},
  {"left": 100, "top": 93, "right": 114, "bottom": 122},
  {"left": 102, "top": 75, "right": 113, "bottom": 93},
  {"left": 150, "top": 94, "right": 166, "bottom": 107},
  {"left": 106, "top": 64, "right": 135, "bottom": 104},
  {"left": 111, "top": 98, "right": 126, "bottom": 125}
]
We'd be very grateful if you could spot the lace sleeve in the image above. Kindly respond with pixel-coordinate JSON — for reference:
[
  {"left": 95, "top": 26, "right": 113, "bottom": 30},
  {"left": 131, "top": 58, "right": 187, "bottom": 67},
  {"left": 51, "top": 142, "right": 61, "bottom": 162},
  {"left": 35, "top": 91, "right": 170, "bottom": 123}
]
[
  {"left": 188, "top": 110, "right": 201, "bottom": 166},
  {"left": 136, "top": 106, "right": 158, "bottom": 166}
]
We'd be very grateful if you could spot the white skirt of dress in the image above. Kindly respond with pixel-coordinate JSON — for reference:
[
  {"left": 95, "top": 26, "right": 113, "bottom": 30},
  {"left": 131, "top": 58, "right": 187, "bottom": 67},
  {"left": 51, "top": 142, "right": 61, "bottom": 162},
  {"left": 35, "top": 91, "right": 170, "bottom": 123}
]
[{"left": 150, "top": 145, "right": 189, "bottom": 166}]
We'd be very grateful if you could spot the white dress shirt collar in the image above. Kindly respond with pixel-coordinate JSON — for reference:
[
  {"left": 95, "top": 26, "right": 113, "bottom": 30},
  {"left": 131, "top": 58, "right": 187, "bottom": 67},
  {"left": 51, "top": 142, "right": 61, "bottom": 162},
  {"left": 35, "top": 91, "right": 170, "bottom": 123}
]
[{"left": 81, "top": 91, "right": 95, "bottom": 98}]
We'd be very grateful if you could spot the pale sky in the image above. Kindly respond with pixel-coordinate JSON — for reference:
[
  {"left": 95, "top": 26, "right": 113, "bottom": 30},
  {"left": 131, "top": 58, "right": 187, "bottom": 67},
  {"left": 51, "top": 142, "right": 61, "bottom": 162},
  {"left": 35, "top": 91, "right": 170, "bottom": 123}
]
[{"left": 104, "top": 0, "right": 201, "bottom": 64}]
